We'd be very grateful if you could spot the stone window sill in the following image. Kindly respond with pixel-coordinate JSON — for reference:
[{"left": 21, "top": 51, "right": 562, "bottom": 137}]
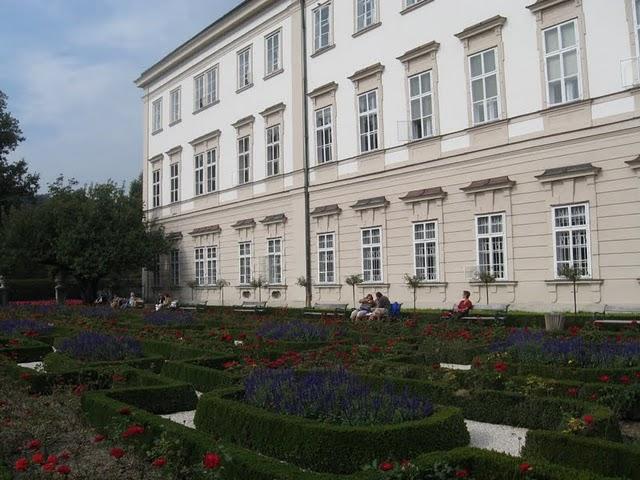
[
  {"left": 311, "top": 44, "right": 336, "bottom": 58},
  {"left": 192, "top": 99, "right": 220, "bottom": 115},
  {"left": 236, "top": 83, "right": 254, "bottom": 94},
  {"left": 352, "top": 21, "right": 382, "bottom": 38},
  {"left": 400, "top": 0, "right": 433, "bottom": 15},
  {"left": 263, "top": 68, "right": 284, "bottom": 81}
]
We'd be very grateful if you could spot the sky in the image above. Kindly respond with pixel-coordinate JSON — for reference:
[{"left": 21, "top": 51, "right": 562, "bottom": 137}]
[{"left": 0, "top": 0, "right": 243, "bottom": 191}]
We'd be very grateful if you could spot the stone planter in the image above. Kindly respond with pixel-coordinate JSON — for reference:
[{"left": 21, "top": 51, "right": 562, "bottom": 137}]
[{"left": 544, "top": 312, "right": 565, "bottom": 331}]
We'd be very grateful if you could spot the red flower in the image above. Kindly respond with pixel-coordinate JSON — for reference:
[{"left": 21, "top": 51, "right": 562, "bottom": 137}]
[
  {"left": 118, "top": 407, "right": 131, "bottom": 415},
  {"left": 494, "top": 361, "right": 508, "bottom": 373},
  {"left": 432, "top": 363, "right": 441, "bottom": 370},
  {"left": 379, "top": 461, "right": 394, "bottom": 472},
  {"left": 590, "top": 393, "right": 599, "bottom": 401},
  {"left": 203, "top": 452, "right": 221, "bottom": 469},
  {"left": 14, "top": 458, "right": 29, "bottom": 472},
  {"left": 73, "top": 384, "right": 88, "bottom": 396},
  {"left": 568, "top": 325, "right": 581, "bottom": 336},
  {"left": 93, "top": 434, "right": 106, "bottom": 443},
  {"left": 112, "top": 374, "right": 126, "bottom": 383},
  {"left": 110, "top": 448, "right": 125, "bottom": 459},
  {"left": 455, "top": 469, "right": 470, "bottom": 478},
  {"left": 59, "top": 451, "right": 70, "bottom": 461},
  {"left": 620, "top": 375, "right": 630, "bottom": 385},
  {"left": 27, "top": 439, "right": 41, "bottom": 450},
  {"left": 152, "top": 457, "right": 167, "bottom": 468},
  {"left": 57, "top": 465, "right": 71, "bottom": 475},
  {"left": 19, "top": 372, "right": 31, "bottom": 381},
  {"left": 583, "top": 414, "right": 594, "bottom": 426},
  {"left": 567, "top": 387, "right": 578, "bottom": 398},
  {"left": 47, "top": 454, "right": 58, "bottom": 464},
  {"left": 519, "top": 463, "right": 533, "bottom": 473},
  {"left": 223, "top": 361, "right": 239, "bottom": 369},
  {"left": 220, "top": 334, "right": 233, "bottom": 343},
  {"left": 42, "top": 462, "right": 56, "bottom": 473},
  {"left": 598, "top": 375, "right": 610, "bottom": 383},
  {"left": 31, "top": 452, "right": 45, "bottom": 465},
  {"left": 122, "top": 424, "right": 145, "bottom": 438}
]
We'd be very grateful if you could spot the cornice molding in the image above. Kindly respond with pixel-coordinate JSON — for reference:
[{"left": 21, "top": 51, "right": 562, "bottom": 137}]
[
  {"left": 455, "top": 15, "right": 507, "bottom": 40},
  {"left": 189, "top": 129, "right": 221, "bottom": 146},
  {"left": 308, "top": 81, "right": 338, "bottom": 99},
  {"left": 526, "top": 0, "right": 575, "bottom": 14},
  {"left": 397, "top": 41, "right": 440, "bottom": 64},
  {"left": 148, "top": 154, "right": 164, "bottom": 163},
  {"left": 259, "top": 102, "right": 286, "bottom": 118},
  {"left": 165, "top": 145, "right": 183, "bottom": 156},
  {"left": 348, "top": 63, "right": 385, "bottom": 83},
  {"left": 461, "top": 176, "right": 515, "bottom": 194},
  {"left": 232, "top": 115, "right": 256, "bottom": 130},
  {"left": 535, "top": 163, "right": 601, "bottom": 183},
  {"left": 400, "top": 187, "right": 447, "bottom": 203}
]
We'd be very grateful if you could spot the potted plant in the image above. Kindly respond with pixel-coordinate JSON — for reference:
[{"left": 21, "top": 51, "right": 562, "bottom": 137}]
[
  {"left": 475, "top": 270, "right": 496, "bottom": 305},
  {"left": 186, "top": 280, "right": 198, "bottom": 302}
]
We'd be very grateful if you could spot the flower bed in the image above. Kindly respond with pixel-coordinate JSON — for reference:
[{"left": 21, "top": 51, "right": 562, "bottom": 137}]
[
  {"left": 0, "top": 336, "right": 52, "bottom": 363},
  {"left": 160, "top": 356, "right": 241, "bottom": 392},
  {"left": 144, "top": 310, "right": 195, "bottom": 327},
  {"left": 58, "top": 332, "right": 143, "bottom": 362},
  {"left": 0, "top": 318, "right": 55, "bottom": 337},
  {"left": 194, "top": 385, "right": 468, "bottom": 473},
  {"left": 257, "top": 320, "right": 334, "bottom": 342}
]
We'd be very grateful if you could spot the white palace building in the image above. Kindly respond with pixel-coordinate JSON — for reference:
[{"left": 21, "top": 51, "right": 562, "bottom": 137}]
[{"left": 136, "top": 0, "right": 640, "bottom": 311}]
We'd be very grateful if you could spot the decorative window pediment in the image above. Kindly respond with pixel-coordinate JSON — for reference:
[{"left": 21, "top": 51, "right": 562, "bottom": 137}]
[
  {"left": 351, "top": 196, "right": 389, "bottom": 211},
  {"left": 189, "top": 129, "right": 220, "bottom": 147},
  {"left": 260, "top": 213, "right": 287, "bottom": 225},
  {"left": 232, "top": 218, "right": 256, "bottom": 230},
  {"left": 461, "top": 176, "right": 515, "bottom": 194},
  {"left": 455, "top": 15, "right": 506, "bottom": 41},
  {"left": 310, "top": 204, "right": 341, "bottom": 217},
  {"left": 189, "top": 225, "right": 221, "bottom": 236},
  {"left": 535, "top": 163, "right": 601, "bottom": 183},
  {"left": 400, "top": 187, "right": 446, "bottom": 203}
]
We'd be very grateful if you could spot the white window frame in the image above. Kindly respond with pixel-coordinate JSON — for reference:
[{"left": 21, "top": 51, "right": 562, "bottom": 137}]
[
  {"left": 469, "top": 48, "right": 500, "bottom": 125},
  {"left": 265, "top": 30, "right": 282, "bottom": 76},
  {"left": 361, "top": 227, "right": 383, "bottom": 283},
  {"left": 312, "top": 3, "right": 332, "bottom": 52},
  {"left": 635, "top": 0, "right": 640, "bottom": 56},
  {"left": 552, "top": 203, "right": 591, "bottom": 278},
  {"left": 152, "top": 169, "right": 161, "bottom": 208},
  {"left": 543, "top": 19, "right": 581, "bottom": 106},
  {"left": 238, "top": 136, "right": 251, "bottom": 185},
  {"left": 358, "top": 90, "right": 379, "bottom": 153},
  {"left": 169, "top": 87, "right": 181, "bottom": 124},
  {"left": 152, "top": 98, "right": 162, "bottom": 133},
  {"left": 239, "top": 242, "right": 252, "bottom": 285},
  {"left": 169, "top": 162, "right": 179, "bottom": 204},
  {"left": 413, "top": 221, "right": 439, "bottom": 281},
  {"left": 475, "top": 213, "right": 507, "bottom": 280},
  {"left": 266, "top": 125, "right": 281, "bottom": 177},
  {"left": 317, "top": 232, "right": 336, "bottom": 284},
  {"left": 194, "top": 66, "right": 218, "bottom": 111},
  {"left": 206, "top": 148, "right": 217, "bottom": 193},
  {"left": 194, "top": 153, "right": 205, "bottom": 196},
  {"left": 170, "top": 249, "right": 180, "bottom": 286},
  {"left": 237, "top": 47, "right": 253, "bottom": 90},
  {"left": 408, "top": 71, "right": 434, "bottom": 140},
  {"left": 195, "top": 148, "right": 217, "bottom": 196},
  {"left": 315, "top": 106, "right": 333, "bottom": 164},
  {"left": 206, "top": 246, "right": 218, "bottom": 285},
  {"left": 356, "top": 0, "right": 377, "bottom": 32},
  {"left": 267, "top": 238, "right": 283, "bottom": 285},
  {"left": 195, "top": 248, "right": 205, "bottom": 286}
]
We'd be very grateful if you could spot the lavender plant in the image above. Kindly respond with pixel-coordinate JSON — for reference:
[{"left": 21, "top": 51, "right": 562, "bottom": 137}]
[
  {"left": 256, "top": 321, "right": 331, "bottom": 342},
  {"left": 0, "top": 319, "right": 54, "bottom": 336},
  {"left": 244, "top": 368, "right": 434, "bottom": 426},
  {"left": 59, "top": 332, "right": 143, "bottom": 362},
  {"left": 144, "top": 310, "right": 194, "bottom": 327}
]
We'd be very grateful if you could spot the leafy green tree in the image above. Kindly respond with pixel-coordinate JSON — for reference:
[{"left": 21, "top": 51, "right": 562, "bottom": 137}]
[
  {"left": 558, "top": 264, "right": 582, "bottom": 316},
  {"left": 0, "top": 176, "right": 170, "bottom": 303},
  {"left": 404, "top": 274, "right": 422, "bottom": 312},
  {"left": 250, "top": 276, "right": 265, "bottom": 302},
  {"left": 345, "top": 274, "right": 363, "bottom": 308},
  {"left": 476, "top": 270, "right": 496, "bottom": 305},
  {"left": 216, "top": 278, "right": 230, "bottom": 306}
]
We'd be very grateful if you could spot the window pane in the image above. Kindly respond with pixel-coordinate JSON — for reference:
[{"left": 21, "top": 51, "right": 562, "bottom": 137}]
[
  {"left": 560, "top": 22, "right": 576, "bottom": 48},
  {"left": 545, "top": 27, "right": 559, "bottom": 53},
  {"left": 485, "top": 74, "right": 498, "bottom": 98},
  {"left": 487, "top": 98, "right": 499, "bottom": 121},
  {"left": 421, "top": 72, "right": 431, "bottom": 92},
  {"left": 473, "top": 103, "right": 485, "bottom": 124},
  {"left": 547, "top": 55, "right": 562, "bottom": 80},
  {"left": 472, "top": 79, "right": 485, "bottom": 101},
  {"left": 562, "top": 50, "right": 578, "bottom": 76},
  {"left": 410, "top": 77, "right": 421, "bottom": 97},
  {"left": 555, "top": 207, "right": 570, "bottom": 227},
  {"left": 470, "top": 54, "right": 482, "bottom": 77},
  {"left": 477, "top": 217, "right": 489, "bottom": 235},
  {"left": 483, "top": 50, "right": 496, "bottom": 72},
  {"left": 410, "top": 99, "right": 421, "bottom": 120},
  {"left": 549, "top": 80, "right": 562, "bottom": 104},
  {"left": 422, "top": 95, "right": 432, "bottom": 116},
  {"left": 565, "top": 76, "right": 579, "bottom": 101}
]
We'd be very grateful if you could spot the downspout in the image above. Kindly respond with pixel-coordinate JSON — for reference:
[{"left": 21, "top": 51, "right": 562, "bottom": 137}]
[{"left": 300, "top": 0, "right": 312, "bottom": 308}]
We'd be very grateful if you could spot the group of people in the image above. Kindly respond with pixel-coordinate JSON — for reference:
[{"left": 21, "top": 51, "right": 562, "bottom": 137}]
[
  {"left": 350, "top": 291, "right": 392, "bottom": 321},
  {"left": 95, "top": 291, "right": 144, "bottom": 309},
  {"left": 155, "top": 293, "right": 178, "bottom": 311}
]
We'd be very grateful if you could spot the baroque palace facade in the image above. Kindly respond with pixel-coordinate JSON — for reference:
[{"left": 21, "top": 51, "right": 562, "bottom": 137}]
[{"left": 137, "top": 0, "right": 640, "bottom": 311}]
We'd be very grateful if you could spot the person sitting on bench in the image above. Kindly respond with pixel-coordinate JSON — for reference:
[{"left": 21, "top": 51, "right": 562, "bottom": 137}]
[
  {"left": 442, "top": 291, "right": 473, "bottom": 320},
  {"left": 369, "top": 291, "right": 391, "bottom": 321},
  {"left": 350, "top": 294, "right": 375, "bottom": 321}
]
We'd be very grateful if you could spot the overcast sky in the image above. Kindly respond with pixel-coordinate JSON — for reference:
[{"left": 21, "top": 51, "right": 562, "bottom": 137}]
[{"left": 0, "top": 0, "right": 243, "bottom": 191}]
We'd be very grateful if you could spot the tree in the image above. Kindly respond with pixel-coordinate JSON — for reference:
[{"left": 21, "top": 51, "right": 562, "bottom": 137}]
[
  {"left": 404, "top": 274, "right": 422, "bottom": 312},
  {"left": 0, "top": 177, "right": 170, "bottom": 303},
  {"left": 345, "top": 274, "right": 363, "bottom": 308},
  {"left": 250, "top": 276, "right": 265, "bottom": 303},
  {"left": 476, "top": 270, "right": 496, "bottom": 305},
  {"left": 216, "top": 278, "right": 230, "bottom": 306},
  {"left": 558, "top": 265, "right": 582, "bottom": 316},
  {"left": 0, "top": 90, "right": 39, "bottom": 221}
]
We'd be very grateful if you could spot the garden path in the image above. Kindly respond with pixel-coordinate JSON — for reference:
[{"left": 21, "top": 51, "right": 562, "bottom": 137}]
[{"left": 464, "top": 419, "right": 527, "bottom": 456}]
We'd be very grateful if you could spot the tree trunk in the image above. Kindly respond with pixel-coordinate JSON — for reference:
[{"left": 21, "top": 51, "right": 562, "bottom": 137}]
[
  {"left": 221, "top": 287, "right": 224, "bottom": 307},
  {"left": 413, "top": 288, "right": 417, "bottom": 312},
  {"left": 485, "top": 283, "right": 490, "bottom": 305},
  {"left": 573, "top": 281, "right": 577, "bottom": 316},
  {"left": 352, "top": 286, "right": 356, "bottom": 309}
]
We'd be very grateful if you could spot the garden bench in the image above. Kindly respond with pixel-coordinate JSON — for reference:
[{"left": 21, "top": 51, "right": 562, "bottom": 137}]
[
  {"left": 460, "top": 303, "right": 509, "bottom": 321},
  {"left": 179, "top": 301, "right": 208, "bottom": 312},
  {"left": 233, "top": 301, "right": 267, "bottom": 314},
  {"left": 303, "top": 303, "right": 349, "bottom": 319},
  {"left": 593, "top": 304, "right": 640, "bottom": 327}
]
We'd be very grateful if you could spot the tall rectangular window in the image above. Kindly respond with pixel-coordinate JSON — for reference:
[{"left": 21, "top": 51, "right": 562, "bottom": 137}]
[
  {"left": 361, "top": 227, "right": 382, "bottom": 282},
  {"left": 266, "top": 125, "right": 281, "bottom": 176},
  {"left": 169, "top": 163, "right": 179, "bottom": 203},
  {"left": 409, "top": 71, "right": 433, "bottom": 139},
  {"left": 152, "top": 98, "right": 162, "bottom": 133},
  {"left": 318, "top": 233, "right": 335, "bottom": 284},
  {"left": 405, "top": 0, "right": 425, "bottom": 7},
  {"left": 635, "top": 0, "right": 640, "bottom": 54},
  {"left": 315, "top": 106, "right": 333, "bottom": 164},
  {"left": 238, "top": 136, "right": 251, "bottom": 185},
  {"left": 194, "top": 154, "right": 205, "bottom": 196},
  {"left": 152, "top": 169, "right": 161, "bottom": 208},
  {"left": 170, "top": 88, "right": 181, "bottom": 124},
  {"left": 239, "top": 242, "right": 252, "bottom": 284},
  {"left": 206, "top": 149, "right": 217, "bottom": 192},
  {"left": 194, "top": 66, "right": 218, "bottom": 110},
  {"left": 469, "top": 48, "right": 499, "bottom": 125},
  {"left": 206, "top": 246, "right": 218, "bottom": 285},
  {"left": 313, "top": 3, "right": 331, "bottom": 52},
  {"left": 238, "top": 47, "right": 252, "bottom": 90},
  {"left": 267, "top": 238, "right": 282, "bottom": 284},
  {"left": 195, "top": 247, "right": 216, "bottom": 285},
  {"left": 413, "top": 222, "right": 438, "bottom": 281},
  {"left": 553, "top": 204, "right": 590, "bottom": 277},
  {"left": 358, "top": 90, "right": 379, "bottom": 153},
  {"left": 265, "top": 30, "right": 281, "bottom": 75},
  {"left": 170, "top": 249, "right": 180, "bottom": 286},
  {"left": 544, "top": 20, "right": 580, "bottom": 105},
  {"left": 195, "top": 248, "right": 205, "bottom": 286},
  {"left": 476, "top": 213, "right": 506, "bottom": 280},
  {"left": 356, "top": 0, "right": 376, "bottom": 31}
]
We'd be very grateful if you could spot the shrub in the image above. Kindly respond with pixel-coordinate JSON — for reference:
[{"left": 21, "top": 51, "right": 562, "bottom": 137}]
[
  {"left": 161, "top": 358, "right": 239, "bottom": 392},
  {"left": 59, "top": 332, "right": 143, "bottom": 362},
  {"left": 257, "top": 321, "right": 331, "bottom": 342},
  {"left": 144, "top": 310, "right": 194, "bottom": 327},
  {"left": 0, "top": 319, "right": 54, "bottom": 337}
]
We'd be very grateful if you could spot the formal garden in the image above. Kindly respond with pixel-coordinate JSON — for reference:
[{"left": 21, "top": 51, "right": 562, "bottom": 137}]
[{"left": 0, "top": 302, "right": 639, "bottom": 480}]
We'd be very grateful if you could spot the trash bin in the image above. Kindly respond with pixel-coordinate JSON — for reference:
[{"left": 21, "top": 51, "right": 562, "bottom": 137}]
[{"left": 545, "top": 312, "right": 565, "bottom": 331}]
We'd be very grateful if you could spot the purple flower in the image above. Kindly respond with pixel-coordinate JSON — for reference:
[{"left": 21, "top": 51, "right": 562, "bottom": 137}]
[{"left": 59, "top": 332, "right": 142, "bottom": 362}]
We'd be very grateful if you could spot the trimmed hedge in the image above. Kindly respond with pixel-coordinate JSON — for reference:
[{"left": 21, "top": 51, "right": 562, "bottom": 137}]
[
  {"left": 486, "top": 360, "right": 640, "bottom": 383},
  {"left": 108, "top": 382, "right": 197, "bottom": 414},
  {"left": 161, "top": 357, "right": 240, "bottom": 392},
  {"left": 0, "top": 336, "right": 51, "bottom": 362},
  {"left": 0, "top": 464, "right": 10, "bottom": 480},
  {"left": 194, "top": 387, "right": 469, "bottom": 474},
  {"left": 523, "top": 430, "right": 640, "bottom": 479},
  {"left": 415, "top": 447, "right": 615, "bottom": 480},
  {"left": 141, "top": 339, "right": 213, "bottom": 360}
]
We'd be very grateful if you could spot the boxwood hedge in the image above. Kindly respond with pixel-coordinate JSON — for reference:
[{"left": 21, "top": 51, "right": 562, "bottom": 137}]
[
  {"left": 161, "top": 357, "right": 240, "bottom": 392},
  {"left": 0, "top": 336, "right": 51, "bottom": 362}
]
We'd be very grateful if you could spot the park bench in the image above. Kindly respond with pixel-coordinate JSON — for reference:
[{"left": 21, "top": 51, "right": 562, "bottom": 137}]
[
  {"left": 460, "top": 303, "right": 510, "bottom": 321},
  {"left": 594, "top": 305, "right": 640, "bottom": 327},
  {"left": 179, "top": 300, "right": 208, "bottom": 312},
  {"left": 303, "top": 303, "right": 349, "bottom": 319},
  {"left": 233, "top": 301, "right": 268, "bottom": 314}
]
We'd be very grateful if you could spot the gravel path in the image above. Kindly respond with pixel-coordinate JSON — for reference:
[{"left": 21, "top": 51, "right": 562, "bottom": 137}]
[
  {"left": 465, "top": 419, "right": 528, "bottom": 456},
  {"left": 440, "top": 363, "right": 472, "bottom": 370},
  {"left": 17, "top": 361, "right": 44, "bottom": 371},
  {"left": 160, "top": 410, "right": 196, "bottom": 429}
]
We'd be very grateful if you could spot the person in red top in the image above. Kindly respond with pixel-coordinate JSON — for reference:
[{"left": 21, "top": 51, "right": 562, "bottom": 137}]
[{"left": 441, "top": 291, "right": 473, "bottom": 320}]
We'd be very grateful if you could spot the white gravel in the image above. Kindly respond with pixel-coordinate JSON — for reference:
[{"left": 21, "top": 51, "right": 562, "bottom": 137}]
[
  {"left": 160, "top": 410, "right": 196, "bottom": 429},
  {"left": 440, "top": 363, "right": 472, "bottom": 370},
  {"left": 17, "top": 362, "right": 44, "bottom": 371},
  {"left": 465, "top": 419, "right": 527, "bottom": 456}
]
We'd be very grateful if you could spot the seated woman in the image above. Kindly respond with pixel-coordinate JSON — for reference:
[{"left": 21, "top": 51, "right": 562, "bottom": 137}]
[
  {"left": 350, "top": 294, "right": 375, "bottom": 321},
  {"left": 442, "top": 291, "right": 473, "bottom": 320}
]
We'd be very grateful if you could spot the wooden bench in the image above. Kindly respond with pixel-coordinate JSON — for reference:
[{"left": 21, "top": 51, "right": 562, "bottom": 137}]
[
  {"left": 594, "top": 305, "right": 640, "bottom": 327},
  {"left": 179, "top": 301, "right": 208, "bottom": 312},
  {"left": 460, "top": 303, "right": 510, "bottom": 321},
  {"left": 233, "top": 301, "right": 268, "bottom": 314},
  {"left": 303, "top": 303, "right": 349, "bottom": 318}
]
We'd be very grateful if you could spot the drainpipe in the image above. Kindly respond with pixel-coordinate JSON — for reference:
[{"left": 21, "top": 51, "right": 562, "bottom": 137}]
[{"left": 300, "top": 0, "right": 312, "bottom": 308}]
